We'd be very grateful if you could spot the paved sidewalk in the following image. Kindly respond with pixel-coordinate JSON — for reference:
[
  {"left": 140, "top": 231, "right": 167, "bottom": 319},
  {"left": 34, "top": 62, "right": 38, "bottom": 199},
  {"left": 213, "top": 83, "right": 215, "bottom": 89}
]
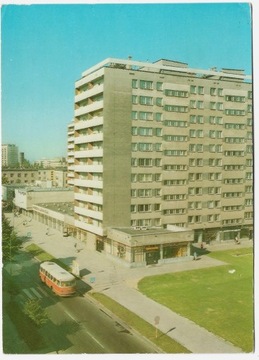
[{"left": 10, "top": 213, "right": 252, "bottom": 353}]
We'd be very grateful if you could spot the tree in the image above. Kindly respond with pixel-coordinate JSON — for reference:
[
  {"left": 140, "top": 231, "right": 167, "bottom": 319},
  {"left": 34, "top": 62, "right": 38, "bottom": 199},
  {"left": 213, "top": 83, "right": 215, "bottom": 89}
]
[
  {"left": 23, "top": 299, "right": 48, "bottom": 327},
  {"left": 2, "top": 213, "right": 22, "bottom": 263}
]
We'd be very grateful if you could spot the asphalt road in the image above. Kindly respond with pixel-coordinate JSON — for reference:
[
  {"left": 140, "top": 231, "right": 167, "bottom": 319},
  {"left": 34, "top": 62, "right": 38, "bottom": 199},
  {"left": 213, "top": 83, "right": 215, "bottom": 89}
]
[{"left": 3, "top": 251, "right": 158, "bottom": 354}]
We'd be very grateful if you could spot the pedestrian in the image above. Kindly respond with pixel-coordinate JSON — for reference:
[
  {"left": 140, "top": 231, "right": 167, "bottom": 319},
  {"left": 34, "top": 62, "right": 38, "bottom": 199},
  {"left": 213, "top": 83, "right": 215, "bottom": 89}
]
[{"left": 193, "top": 251, "right": 197, "bottom": 260}]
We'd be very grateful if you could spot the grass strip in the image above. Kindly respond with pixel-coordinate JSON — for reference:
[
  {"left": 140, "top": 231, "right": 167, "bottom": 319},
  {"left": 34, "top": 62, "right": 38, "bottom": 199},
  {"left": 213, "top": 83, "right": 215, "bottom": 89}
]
[
  {"left": 138, "top": 247, "right": 253, "bottom": 352},
  {"left": 25, "top": 243, "right": 71, "bottom": 272},
  {"left": 90, "top": 292, "right": 190, "bottom": 353}
]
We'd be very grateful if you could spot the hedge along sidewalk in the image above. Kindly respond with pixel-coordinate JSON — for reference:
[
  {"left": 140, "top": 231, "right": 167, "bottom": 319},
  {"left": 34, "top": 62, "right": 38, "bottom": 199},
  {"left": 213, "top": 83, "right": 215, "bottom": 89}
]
[{"left": 25, "top": 243, "right": 72, "bottom": 272}]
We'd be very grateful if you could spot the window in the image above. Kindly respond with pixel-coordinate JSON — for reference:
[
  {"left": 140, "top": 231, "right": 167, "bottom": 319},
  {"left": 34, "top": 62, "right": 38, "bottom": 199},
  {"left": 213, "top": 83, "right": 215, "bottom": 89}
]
[
  {"left": 225, "top": 95, "right": 245, "bottom": 102},
  {"left": 131, "top": 189, "right": 137, "bottom": 197},
  {"left": 138, "top": 189, "right": 152, "bottom": 197},
  {"left": 138, "top": 158, "right": 152, "bottom": 167},
  {"left": 225, "top": 137, "right": 244, "bottom": 144},
  {"left": 131, "top": 205, "right": 137, "bottom": 212},
  {"left": 154, "top": 158, "right": 162, "bottom": 167},
  {"left": 198, "top": 86, "right": 204, "bottom": 95},
  {"left": 132, "top": 143, "right": 138, "bottom": 151},
  {"left": 140, "top": 80, "right": 153, "bottom": 90},
  {"left": 155, "top": 128, "right": 162, "bottom": 137},
  {"left": 197, "top": 101, "right": 204, "bottom": 109},
  {"left": 164, "top": 179, "right": 186, "bottom": 185},
  {"left": 165, "top": 89, "right": 188, "bottom": 97},
  {"left": 164, "top": 150, "right": 187, "bottom": 156},
  {"left": 210, "top": 88, "right": 216, "bottom": 96},
  {"left": 155, "top": 173, "right": 161, "bottom": 181},
  {"left": 188, "top": 215, "right": 201, "bottom": 223},
  {"left": 154, "top": 143, "right": 162, "bottom": 151},
  {"left": 164, "top": 194, "right": 186, "bottom": 200},
  {"left": 164, "top": 164, "right": 187, "bottom": 171},
  {"left": 132, "top": 111, "right": 138, "bottom": 120},
  {"left": 190, "top": 85, "right": 197, "bottom": 94},
  {"left": 156, "top": 82, "right": 163, "bottom": 91},
  {"left": 132, "top": 95, "right": 138, "bottom": 104},
  {"left": 246, "top": 145, "right": 253, "bottom": 153},
  {"left": 210, "top": 102, "right": 216, "bottom": 110},
  {"left": 247, "top": 118, "right": 252, "bottom": 126},
  {"left": 155, "top": 113, "right": 162, "bottom": 121},
  {"left": 138, "top": 204, "right": 152, "bottom": 212},
  {"left": 164, "top": 120, "right": 187, "bottom": 127},
  {"left": 224, "top": 150, "right": 244, "bottom": 156},
  {"left": 138, "top": 173, "right": 153, "bottom": 182},
  {"left": 138, "top": 127, "right": 153, "bottom": 136},
  {"left": 247, "top": 104, "right": 252, "bottom": 113},
  {"left": 131, "top": 158, "right": 137, "bottom": 166},
  {"left": 190, "top": 100, "right": 196, "bottom": 109},
  {"left": 138, "top": 143, "right": 153, "bottom": 151},
  {"left": 139, "top": 112, "right": 153, "bottom": 120},
  {"left": 225, "top": 109, "right": 246, "bottom": 116},
  {"left": 164, "top": 135, "right": 187, "bottom": 142},
  {"left": 165, "top": 105, "right": 188, "bottom": 113},
  {"left": 218, "top": 88, "right": 223, "bottom": 96},
  {"left": 225, "top": 123, "right": 245, "bottom": 129},
  {"left": 197, "top": 115, "right": 204, "bottom": 124},
  {"left": 139, "top": 96, "right": 153, "bottom": 105},
  {"left": 131, "top": 127, "right": 138, "bottom": 136},
  {"left": 217, "top": 102, "right": 223, "bottom": 111},
  {"left": 132, "top": 79, "right": 138, "bottom": 88},
  {"left": 156, "top": 98, "right": 163, "bottom": 106},
  {"left": 154, "top": 204, "right": 161, "bottom": 211}
]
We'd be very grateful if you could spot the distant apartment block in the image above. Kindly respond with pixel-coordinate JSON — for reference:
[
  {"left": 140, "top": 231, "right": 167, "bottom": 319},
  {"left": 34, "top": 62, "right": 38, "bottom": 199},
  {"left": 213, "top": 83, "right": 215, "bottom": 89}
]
[
  {"left": 34, "top": 157, "right": 66, "bottom": 169},
  {"left": 2, "top": 168, "right": 68, "bottom": 188},
  {"left": 2, "top": 144, "right": 19, "bottom": 167}
]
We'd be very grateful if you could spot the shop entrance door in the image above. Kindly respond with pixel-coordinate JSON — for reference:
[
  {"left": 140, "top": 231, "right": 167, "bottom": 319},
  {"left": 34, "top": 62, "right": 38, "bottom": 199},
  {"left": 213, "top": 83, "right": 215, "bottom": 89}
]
[
  {"left": 96, "top": 239, "right": 104, "bottom": 252},
  {"left": 146, "top": 250, "right": 160, "bottom": 265}
]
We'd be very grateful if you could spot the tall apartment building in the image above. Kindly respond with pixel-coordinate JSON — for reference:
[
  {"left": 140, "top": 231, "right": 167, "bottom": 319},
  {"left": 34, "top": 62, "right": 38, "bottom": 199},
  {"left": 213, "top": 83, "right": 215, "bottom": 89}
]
[
  {"left": 2, "top": 144, "right": 19, "bottom": 167},
  {"left": 68, "top": 57, "right": 253, "bottom": 256}
]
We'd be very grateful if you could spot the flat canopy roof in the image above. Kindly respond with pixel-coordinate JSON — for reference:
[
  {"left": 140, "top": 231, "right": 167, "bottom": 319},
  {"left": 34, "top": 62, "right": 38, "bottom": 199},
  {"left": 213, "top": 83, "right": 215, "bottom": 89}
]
[{"left": 35, "top": 202, "right": 74, "bottom": 216}]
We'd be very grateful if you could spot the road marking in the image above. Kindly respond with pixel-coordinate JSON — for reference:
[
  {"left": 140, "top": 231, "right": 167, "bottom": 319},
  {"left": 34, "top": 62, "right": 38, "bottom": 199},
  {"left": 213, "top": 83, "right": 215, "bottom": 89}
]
[
  {"left": 37, "top": 286, "right": 49, "bottom": 296},
  {"left": 22, "top": 288, "right": 34, "bottom": 300},
  {"left": 30, "top": 287, "right": 42, "bottom": 299},
  {"left": 63, "top": 309, "right": 105, "bottom": 349},
  {"left": 85, "top": 331, "right": 105, "bottom": 349}
]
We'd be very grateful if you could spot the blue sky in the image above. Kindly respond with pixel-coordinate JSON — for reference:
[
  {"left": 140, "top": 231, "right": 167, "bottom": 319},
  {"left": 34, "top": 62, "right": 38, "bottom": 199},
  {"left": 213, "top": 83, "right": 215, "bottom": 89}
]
[{"left": 1, "top": 3, "right": 252, "bottom": 161}]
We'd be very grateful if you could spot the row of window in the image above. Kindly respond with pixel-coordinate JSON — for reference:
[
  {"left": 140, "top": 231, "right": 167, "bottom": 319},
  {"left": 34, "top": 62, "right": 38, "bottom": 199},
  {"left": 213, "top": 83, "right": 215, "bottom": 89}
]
[
  {"left": 130, "top": 213, "right": 252, "bottom": 228},
  {"left": 132, "top": 96, "right": 252, "bottom": 114},
  {"left": 131, "top": 112, "right": 253, "bottom": 128},
  {"left": 130, "top": 186, "right": 253, "bottom": 198},
  {"left": 131, "top": 80, "right": 252, "bottom": 100}
]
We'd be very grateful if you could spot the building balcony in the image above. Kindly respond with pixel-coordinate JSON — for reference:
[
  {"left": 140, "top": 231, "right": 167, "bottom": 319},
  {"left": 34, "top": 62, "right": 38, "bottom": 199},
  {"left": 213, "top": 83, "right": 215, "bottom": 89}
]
[
  {"left": 67, "top": 151, "right": 74, "bottom": 157},
  {"left": 75, "top": 206, "right": 103, "bottom": 220},
  {"left": 74, "top": 149, "right": 103, "bottom": 158},
  {"left": 75, "top": 219, "right": 104, "bottom": 236},
  {"left": 75, "top": 83, "right": 104, "bottom": 103},
  {"left": 75, "top": 192, "right": 103, "bottom": 205},
  {"left": 74, "top": 133, "right": 103, "bottom": 144},
  {"left": 74, "top": 178, "right": 103, "bottom": 189},
  {"left": 74, "top": 117, "right": 104, "bottom": 130},
  {"left": 75, "top": 100, "right": 104, "bottom": 117},
  {"left": 68, "top": 143, "right": 74, "bottom": 150},
  {"left": 74, "top": 164, "right": 103, "bottom": 173}
]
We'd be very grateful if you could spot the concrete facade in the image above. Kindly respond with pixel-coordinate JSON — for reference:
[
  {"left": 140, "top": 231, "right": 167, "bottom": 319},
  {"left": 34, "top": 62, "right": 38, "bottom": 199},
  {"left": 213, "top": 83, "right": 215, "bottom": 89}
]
[
  {"left": 2, "top": 168, "right": 67, "bottom": 188},
  {"left": 67, "top": 57, "right": 253, "bottom": 265}
]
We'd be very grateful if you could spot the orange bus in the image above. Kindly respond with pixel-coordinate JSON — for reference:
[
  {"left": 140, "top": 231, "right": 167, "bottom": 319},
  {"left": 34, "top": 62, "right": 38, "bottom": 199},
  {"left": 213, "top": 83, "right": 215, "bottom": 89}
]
[{"left": 39, "top": 261, "right": 76, "bottom": 296}]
